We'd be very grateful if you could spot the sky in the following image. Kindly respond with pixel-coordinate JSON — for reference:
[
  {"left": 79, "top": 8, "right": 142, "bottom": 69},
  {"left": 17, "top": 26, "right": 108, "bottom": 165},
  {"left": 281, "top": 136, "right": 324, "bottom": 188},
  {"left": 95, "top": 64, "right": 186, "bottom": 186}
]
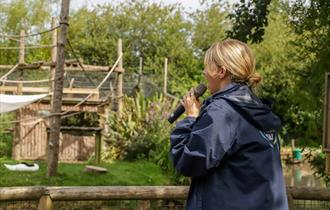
[{"left": 70, "top": 0, "right": 239, "bottom": 12}]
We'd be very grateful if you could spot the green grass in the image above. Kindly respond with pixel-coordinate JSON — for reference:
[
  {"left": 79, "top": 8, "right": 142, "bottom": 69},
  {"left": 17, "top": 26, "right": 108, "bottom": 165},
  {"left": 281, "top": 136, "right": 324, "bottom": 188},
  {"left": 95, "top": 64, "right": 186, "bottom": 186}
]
[{"left": 0, "top": 158, "right": 172, "bottom": 187}]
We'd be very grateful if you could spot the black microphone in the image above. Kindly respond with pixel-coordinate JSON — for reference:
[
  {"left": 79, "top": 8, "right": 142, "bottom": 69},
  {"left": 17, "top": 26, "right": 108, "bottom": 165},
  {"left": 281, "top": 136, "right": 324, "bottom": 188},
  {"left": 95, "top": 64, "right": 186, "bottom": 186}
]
[{"left": 167, "top": 84, "right": 207, "bottom": 124}]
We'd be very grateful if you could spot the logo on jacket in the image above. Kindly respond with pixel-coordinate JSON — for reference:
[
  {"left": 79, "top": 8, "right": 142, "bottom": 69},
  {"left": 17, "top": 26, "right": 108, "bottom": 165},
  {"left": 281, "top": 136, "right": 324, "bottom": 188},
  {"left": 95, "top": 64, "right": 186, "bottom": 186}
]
[{"left": 259, "top": 130, "right": 278, "bottom": 149}]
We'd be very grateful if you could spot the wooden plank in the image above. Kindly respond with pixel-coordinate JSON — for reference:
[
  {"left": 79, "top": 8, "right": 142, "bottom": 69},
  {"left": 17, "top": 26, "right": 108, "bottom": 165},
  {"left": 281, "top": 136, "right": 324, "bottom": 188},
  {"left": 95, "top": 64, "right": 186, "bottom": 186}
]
[{"left": 84, "top": 165, "right": 107, "bottom": 173}]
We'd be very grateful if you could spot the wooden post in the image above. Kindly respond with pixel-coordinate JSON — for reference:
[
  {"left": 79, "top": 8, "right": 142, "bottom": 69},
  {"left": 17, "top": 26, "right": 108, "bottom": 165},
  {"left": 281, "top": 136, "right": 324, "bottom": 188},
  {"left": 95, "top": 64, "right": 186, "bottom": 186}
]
[
  {"left": 19, "top": 30, "right": 25, "bottom": 64},
  {"left": 324, "top": 73, "right": 330, "bottom": 174},
  {"left": 115, "top": 38, "right": 123, "bottom": 117},
  {"left": 12, "top": 30, "right": 25, "bottom": 160},
  {"left": 38, "top": 195, "right": 53, "bottom": 210},
  {"left": 138, "top": 57, "right": 143, "bottom": 92},
  {"left": 95, "top": 130, "right": 101, "bottom": 164},
  {"left": 50, "top": 17, "right": 57, "bottom": 93},
  {"left": 291, "top": 139, "right": 295, "bottom": 152},
  {"left": 163, "top": 58, "right": 168, "bottom": 95},
  {"left": 47, "top": 0, "right": 70, "bottom": 177},
  {"left": 287, "top": 191, "right": 294, "bottom": 210}
]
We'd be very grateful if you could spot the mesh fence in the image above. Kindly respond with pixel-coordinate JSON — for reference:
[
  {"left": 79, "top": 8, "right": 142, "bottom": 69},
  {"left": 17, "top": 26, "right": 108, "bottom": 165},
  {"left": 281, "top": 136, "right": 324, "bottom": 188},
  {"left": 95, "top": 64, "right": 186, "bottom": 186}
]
[
  {"left": 0, "top": 200, "right": 185, "bottom": 210},
  {"left": 0, "top": 200, "right": 38, "bottom": 210},
  {"left": 2, "top": 199, "right": 330, "bottom": 210},
  {"left": 292, "top": 199, "right": 330, "bottom": 210}
]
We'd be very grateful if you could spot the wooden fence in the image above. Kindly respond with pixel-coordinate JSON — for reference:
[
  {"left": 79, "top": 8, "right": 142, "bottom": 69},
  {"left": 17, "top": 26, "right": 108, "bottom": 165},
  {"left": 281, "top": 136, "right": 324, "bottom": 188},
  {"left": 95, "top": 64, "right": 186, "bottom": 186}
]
[{"left": 0, "top": 186, "right": 329, "bottom": 210}]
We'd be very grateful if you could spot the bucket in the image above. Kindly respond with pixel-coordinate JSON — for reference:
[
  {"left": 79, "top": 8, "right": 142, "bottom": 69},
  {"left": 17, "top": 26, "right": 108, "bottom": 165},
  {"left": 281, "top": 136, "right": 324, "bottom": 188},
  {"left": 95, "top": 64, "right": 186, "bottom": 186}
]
[{"left": 293, "top": 148, "right": 302, "bottom": 160}]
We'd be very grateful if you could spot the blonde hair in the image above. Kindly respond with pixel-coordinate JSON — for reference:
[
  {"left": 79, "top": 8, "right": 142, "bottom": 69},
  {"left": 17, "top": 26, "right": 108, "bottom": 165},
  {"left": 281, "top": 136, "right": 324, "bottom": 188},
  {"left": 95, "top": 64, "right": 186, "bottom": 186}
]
[{"left": 204, "top": 39, "right": 261, "bottom": 87}]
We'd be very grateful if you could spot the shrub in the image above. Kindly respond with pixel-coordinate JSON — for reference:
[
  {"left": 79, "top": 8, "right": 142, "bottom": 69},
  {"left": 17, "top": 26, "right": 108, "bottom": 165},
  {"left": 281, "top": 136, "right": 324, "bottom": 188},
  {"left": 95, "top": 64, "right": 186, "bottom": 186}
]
[{"left": 103, "top": 92, "right": 189, "bottom": 183}]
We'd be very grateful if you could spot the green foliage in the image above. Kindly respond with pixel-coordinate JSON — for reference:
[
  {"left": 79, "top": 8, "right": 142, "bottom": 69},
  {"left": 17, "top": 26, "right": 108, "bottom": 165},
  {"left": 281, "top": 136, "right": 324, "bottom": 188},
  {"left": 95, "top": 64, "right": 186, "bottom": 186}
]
[
  {"left": 68, "top": 1, "right": 204, "bottom": 96},
  {"left": 104, "top": 93, "right": 189, "bottom": 184},
  {"left": 0, "top": 0, "right": 59, "bottom": 65},
  {"left": 0, "top": 113, "right": 14, "bottom": 158},
  {"left": 304, "top": 147, "right": 330, "bottom": 186},
  {"left": 227, "top": 0, "right": 272, "bottom": 43},
  {"left": 0, "top": 132, "right": 12, "bottom": 158},
  {"left": 61, "top": 112, "right": 99, "bottom": 127},
  {"left": 105, "top": 93, "right": 176, "bottom": 162}
]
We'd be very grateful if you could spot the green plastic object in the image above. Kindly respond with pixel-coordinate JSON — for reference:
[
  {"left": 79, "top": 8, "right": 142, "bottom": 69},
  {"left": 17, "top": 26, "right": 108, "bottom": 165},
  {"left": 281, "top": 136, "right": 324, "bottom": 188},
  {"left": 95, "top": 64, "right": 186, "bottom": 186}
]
[{"left": 293, "top": 148, "right": 302, "bottom": 160}]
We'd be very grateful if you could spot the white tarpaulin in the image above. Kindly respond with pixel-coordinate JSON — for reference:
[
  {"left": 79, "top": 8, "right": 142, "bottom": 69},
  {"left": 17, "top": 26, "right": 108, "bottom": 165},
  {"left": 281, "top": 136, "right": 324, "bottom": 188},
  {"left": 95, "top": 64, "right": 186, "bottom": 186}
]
[{"left": 0, "top": 94, "right": 48, "bottom": 114}]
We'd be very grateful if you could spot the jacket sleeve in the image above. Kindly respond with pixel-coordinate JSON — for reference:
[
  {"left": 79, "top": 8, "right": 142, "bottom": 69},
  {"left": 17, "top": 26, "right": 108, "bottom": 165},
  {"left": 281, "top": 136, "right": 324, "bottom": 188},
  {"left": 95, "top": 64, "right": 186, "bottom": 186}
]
[{"left": 169, "top": 104, "right": 239, "bottom": 177}]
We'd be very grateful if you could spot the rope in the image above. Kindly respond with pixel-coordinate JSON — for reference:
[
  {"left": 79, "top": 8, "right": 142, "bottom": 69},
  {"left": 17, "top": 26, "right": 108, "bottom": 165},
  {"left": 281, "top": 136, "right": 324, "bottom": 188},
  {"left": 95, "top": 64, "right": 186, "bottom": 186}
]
[
  {"left": 1, "top": 36, "right": 21, "bottom": 42},
  {"left": 0, "top": 44, "right": 55, "bottom": 50},
  {"left": 66, "top": 39, "right": 96, "bottom": 87},
  {"left": 0, "top": 25, "right": 60, "bottom": 39},
  {"left": 0, "top": 64, "right": 19, "bottom": 80},
  {"left": 61, "top": 53, "right": 123, "bottom": 115},
  {"left": 97, "top": 53, "right": 123, "bottom": 90},
  {"left": 0, "top": 78, "right": 51, "bottom": 84},
  {"left": 0, "top": 53, "right": 123, "bottom": 125}
]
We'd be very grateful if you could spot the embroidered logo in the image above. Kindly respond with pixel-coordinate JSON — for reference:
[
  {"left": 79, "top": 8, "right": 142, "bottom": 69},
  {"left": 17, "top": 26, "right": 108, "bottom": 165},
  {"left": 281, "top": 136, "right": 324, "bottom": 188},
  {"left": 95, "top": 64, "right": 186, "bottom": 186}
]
[{"left": 259, "top": 130, "right": 278, "bottom": 148}]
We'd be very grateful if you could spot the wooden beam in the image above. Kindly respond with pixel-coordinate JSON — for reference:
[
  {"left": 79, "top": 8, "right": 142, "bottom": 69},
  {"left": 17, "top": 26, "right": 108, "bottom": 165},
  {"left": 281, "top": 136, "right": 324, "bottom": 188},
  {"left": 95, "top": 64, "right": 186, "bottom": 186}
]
[
  {"left": 1, "top": 186, "right": 330, "bottom": 202},
  {"left": 0, "top": 187, "right": 45, "bottom": 200},
  {"left": 47, "top": 186, "right": 188, "bottom": 201}
]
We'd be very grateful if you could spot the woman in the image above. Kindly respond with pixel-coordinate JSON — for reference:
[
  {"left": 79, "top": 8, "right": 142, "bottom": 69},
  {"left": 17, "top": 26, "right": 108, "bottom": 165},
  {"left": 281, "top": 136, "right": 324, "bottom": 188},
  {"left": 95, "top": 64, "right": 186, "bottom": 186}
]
[{"left": 170, "top": 39, "right": 288, "bottom": 210}]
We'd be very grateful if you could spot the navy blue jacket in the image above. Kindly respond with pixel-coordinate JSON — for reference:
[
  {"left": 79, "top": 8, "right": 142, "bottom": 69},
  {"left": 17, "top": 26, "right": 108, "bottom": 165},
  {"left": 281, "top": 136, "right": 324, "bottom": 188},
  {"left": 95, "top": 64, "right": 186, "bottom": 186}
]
[{"left": 170, "top": 83, "right": 288, "bottom": 210}]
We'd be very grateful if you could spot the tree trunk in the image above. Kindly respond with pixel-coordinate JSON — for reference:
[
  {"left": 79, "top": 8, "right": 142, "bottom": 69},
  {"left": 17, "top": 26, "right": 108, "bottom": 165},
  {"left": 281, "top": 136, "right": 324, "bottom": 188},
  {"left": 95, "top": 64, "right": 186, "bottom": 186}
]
[{"left": 47, "top": 0, "right": 70, "bottom": 177}]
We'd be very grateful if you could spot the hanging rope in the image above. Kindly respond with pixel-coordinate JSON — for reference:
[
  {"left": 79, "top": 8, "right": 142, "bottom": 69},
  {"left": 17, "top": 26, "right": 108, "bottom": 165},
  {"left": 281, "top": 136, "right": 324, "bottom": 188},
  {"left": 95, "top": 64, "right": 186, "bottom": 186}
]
[
  {"left": 0, "top": 25, "right": 60, "bottom": 39},
  {"left": 0, "top": 53, "right": 123, "bottom": 125},
  {"left": 66, "top": 39, "right": 96, "bottom": 87},
  {"left": 0, "top": 44, "right": 55, "bottom": 50},
  {"left": 0, "top": 78, "right": 51, "bottom": 84},
  {"left": 0, "top": 64, "right": 19, "bottom": 80}
]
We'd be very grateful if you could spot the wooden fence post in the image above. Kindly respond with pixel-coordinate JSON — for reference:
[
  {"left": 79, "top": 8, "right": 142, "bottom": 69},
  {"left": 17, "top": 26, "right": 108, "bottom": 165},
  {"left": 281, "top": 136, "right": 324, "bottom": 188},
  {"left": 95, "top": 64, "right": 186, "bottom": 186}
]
[
  {"left": 38, "top": 195, "right": 53, "bottom": 210},
  {"left": 163, "top": 58, "right": 168, "bottom": 95},
  {"left": 287, "top": 191, "right": 294, "bottom": 210},
  {"left": 95, "top": 130, "right": 101, "bottom": 164},
  {"left": 115, "top": 38, "right": 123, "bottom": 117},
  {"left": 12, "top": 30, "right": 25, "bottom": 160}
]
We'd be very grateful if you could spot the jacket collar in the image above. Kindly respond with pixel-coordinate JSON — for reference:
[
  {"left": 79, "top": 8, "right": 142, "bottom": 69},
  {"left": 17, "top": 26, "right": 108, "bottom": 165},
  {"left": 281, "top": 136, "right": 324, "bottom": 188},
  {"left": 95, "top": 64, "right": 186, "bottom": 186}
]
[{"left": 211, "top": 82, "right": 241, "bottom": 100}]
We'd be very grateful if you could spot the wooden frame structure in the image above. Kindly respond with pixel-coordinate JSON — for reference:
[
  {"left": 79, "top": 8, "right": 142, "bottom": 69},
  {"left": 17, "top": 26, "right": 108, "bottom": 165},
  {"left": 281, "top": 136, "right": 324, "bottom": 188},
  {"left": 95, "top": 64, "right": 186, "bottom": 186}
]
[{"left": 0, "top": 18, "right": 124, "bottom": 162}]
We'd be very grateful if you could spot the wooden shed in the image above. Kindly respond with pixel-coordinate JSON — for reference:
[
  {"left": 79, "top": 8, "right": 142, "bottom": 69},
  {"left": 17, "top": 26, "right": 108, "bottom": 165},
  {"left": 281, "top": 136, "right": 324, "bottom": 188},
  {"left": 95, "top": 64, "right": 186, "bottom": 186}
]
[{"left": 11, "top": 99, "right": 103, "bottom": 162}]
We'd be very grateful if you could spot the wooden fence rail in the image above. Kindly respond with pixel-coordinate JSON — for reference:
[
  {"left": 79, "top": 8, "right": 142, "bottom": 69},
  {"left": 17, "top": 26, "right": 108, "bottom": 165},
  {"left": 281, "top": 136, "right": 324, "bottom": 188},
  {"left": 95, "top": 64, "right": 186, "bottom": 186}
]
[{"left": 0, "top": 186, "right": 330, "bottom": 209}]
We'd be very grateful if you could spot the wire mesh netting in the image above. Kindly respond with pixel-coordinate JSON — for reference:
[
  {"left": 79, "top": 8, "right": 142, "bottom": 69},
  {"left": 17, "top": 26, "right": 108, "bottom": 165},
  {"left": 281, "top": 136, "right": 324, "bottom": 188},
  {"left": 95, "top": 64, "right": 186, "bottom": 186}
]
[
  {"left": 0, "top": 200, "right": 185, "bottom": 210},
  {"left": 53, "top": 200, "right": 185, "bottom": 210},
  {"left": 292, "top": 199, "right": 330, "bottom": 210},
  {"left": 0, "top": 200, "right": 38, "bottom": 210}
]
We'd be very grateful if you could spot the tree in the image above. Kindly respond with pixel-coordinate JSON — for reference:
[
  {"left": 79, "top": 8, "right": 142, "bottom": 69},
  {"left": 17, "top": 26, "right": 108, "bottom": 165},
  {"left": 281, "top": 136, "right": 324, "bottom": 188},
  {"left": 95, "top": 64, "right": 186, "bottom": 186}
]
[{"left": 227, "top": 0, "right": 272, "bottom": 43}]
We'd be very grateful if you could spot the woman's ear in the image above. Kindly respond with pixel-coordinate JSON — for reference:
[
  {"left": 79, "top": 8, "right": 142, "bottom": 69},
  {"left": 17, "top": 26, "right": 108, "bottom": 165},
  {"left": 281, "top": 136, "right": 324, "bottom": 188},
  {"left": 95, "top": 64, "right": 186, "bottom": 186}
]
[{"left": 217, "top": 66, "right": 227, "bottom": 79}]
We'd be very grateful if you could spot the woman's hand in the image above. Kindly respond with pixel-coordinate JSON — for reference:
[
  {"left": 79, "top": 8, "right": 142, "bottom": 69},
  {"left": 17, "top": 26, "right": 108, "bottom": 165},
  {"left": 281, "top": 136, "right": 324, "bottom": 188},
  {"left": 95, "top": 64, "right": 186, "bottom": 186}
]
[{"left": 182, "top": 88, "right": 202, "bottom": 118}]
